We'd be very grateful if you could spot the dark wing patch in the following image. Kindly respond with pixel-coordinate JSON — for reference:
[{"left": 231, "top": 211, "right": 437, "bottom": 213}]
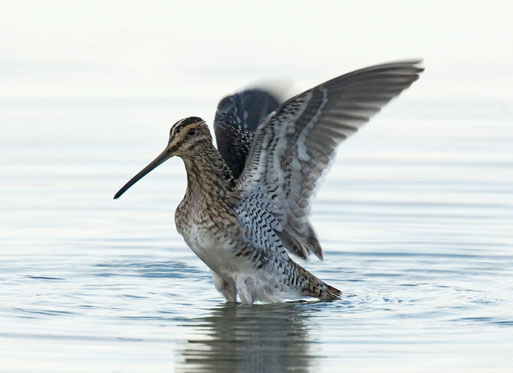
[{"left": 214, "top": 89, "right": 280, "bottom": 178}]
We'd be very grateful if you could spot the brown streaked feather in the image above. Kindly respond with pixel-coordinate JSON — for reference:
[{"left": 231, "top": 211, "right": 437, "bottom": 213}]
[{"left": 292, "top": 260, "right": 341, "bottom": 300}]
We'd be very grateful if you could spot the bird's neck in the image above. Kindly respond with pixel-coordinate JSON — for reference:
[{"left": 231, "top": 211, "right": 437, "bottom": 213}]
[{"left": 182, "top": 143, "right": 235, "bottom": 200}]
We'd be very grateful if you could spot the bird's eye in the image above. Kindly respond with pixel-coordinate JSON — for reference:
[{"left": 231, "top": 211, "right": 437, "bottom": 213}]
[{"left": 188, "top": 128, "right": 196, "bottom": 136}]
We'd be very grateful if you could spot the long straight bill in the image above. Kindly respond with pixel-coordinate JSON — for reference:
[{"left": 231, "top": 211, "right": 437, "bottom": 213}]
[{"left": 113, "top": 148, "right": 171, "bottom": 199}]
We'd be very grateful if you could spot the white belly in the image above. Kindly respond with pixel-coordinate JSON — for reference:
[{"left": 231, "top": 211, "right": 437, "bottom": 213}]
[
  {"left": 176, "top": 216, "right": 299, "bottom": 304},
  {"left": 179, "top": 223, "right": 241, "bottom": 276}
]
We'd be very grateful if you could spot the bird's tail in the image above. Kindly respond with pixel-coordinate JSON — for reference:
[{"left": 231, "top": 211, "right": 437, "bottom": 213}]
[{"left": 292, "top": 262, "right": 341, "bottom": 301}]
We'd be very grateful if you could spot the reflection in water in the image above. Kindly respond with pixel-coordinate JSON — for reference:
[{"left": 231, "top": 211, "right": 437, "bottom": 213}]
[{"left": 177, "top": 302, "right": 320, "bottom": 373}]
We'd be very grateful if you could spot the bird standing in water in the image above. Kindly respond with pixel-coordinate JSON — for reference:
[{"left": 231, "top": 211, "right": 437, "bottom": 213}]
[{"left": 114, "top": 60, "right": 423, "bottom": 304}]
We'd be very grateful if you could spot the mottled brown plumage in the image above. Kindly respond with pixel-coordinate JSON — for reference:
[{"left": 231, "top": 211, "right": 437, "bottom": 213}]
[
  {"left": 168, "top": 120, "right": 340, "bottom": 303},
  {"left": 114, "top": 60, "right": 423, "bottom": 304}
]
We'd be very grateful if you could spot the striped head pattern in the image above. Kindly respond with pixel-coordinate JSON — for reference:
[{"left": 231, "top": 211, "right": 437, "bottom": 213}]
[{"left": 167, "top": 117, "right": 212, "bottom": 158}]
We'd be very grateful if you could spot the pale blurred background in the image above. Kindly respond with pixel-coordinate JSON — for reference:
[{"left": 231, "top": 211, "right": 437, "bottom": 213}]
[
  {"left": 2, "top": 1, "right": 512, "bottom": 103},
  {"left": 1, "top": 1, "right": 512, "bottom": 373}
]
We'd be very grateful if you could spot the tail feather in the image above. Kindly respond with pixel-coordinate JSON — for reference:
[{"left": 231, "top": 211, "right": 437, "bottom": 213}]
[
  {"left": 324, "top": 283, "right": 342, "bottom": 300},
  {"left": 292, "top": 261, "right": 341, "bottom": 300},
  {"left": 303, "top": 281, "right": 341, "bottom": 301}
]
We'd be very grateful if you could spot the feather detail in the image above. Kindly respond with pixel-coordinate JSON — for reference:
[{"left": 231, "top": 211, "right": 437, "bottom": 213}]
[
  {"left": 214, "top": 89, "right": 281, "bottom": 178},
  {"left": 235, "top": 60, "right": 424, "bottom": 260}
]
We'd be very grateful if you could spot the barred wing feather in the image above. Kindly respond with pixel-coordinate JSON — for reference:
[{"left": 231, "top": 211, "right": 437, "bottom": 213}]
[
  {"left": 214, "top": 89, "right": 280, "bottom": 178},
  {"left": 235, "top": 60, "right": 424, "bottom": 260}
]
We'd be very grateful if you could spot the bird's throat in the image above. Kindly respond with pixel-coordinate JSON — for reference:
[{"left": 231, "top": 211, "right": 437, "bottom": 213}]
[{"left": 182, "top": 146, "right": 235, "bottom": 201}]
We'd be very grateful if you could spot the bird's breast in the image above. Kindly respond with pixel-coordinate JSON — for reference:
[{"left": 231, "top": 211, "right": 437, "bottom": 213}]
[{"left": 174, "top": 199, "right": 241, "bottom": 274}]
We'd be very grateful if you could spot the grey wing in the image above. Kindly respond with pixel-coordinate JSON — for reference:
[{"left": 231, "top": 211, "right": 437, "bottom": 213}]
[
  {"left": 232, "top": 191, "right": 291, "bottom": 264},
  {"left": 235, "top": 60, "right": 424, "bottom": 260},
  {"left": 214, "top": 89, "right": 280, "bottom": 178}
]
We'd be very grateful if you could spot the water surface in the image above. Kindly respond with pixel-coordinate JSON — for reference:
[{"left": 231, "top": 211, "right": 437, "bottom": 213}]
[{"left": 1, "top": 95, "right": 512, "bottom": 372}]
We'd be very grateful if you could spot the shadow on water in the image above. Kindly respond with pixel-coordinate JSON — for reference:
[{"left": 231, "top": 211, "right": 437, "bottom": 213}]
[{"left": 176, "top": 301, "right": 322, "bottom": 373}]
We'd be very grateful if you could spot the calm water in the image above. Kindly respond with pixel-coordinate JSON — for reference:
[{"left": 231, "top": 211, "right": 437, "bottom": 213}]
[{"left": 1, "top": 97, "right": 512, "bottom": 372}]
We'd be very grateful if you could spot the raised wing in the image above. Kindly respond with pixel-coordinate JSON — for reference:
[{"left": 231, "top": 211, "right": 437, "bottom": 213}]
[
  {"left": 235, "top": 60, "right": 424, "bottom": 260},
  {"left": 214, "top": 89, "right": 280, "bottom": 178}
]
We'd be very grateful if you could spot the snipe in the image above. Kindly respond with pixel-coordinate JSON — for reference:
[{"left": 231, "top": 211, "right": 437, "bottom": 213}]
[{"left": 114, "top": 60, "right": 423, "bottom": 304}]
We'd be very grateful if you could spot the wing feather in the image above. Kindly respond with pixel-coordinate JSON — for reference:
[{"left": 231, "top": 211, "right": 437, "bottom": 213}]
[
  {"left": 213, "top": 89, "right": 280, "bottom": 178},
  {"left": 234, "top": 60, "right": 423, "bottom": 260}
]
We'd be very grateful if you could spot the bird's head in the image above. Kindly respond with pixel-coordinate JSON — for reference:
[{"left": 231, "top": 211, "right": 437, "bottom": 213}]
[
  {"left": 114, "top": 116, "right": 211, "bottom": 199},
  {"left": 167, "top": 116, "right": 212, "bottom": 158}
]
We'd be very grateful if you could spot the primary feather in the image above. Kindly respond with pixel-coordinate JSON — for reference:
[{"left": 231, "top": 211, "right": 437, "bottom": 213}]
[{"left": 233, "top": 60, "right": 424, "bottom": 260}]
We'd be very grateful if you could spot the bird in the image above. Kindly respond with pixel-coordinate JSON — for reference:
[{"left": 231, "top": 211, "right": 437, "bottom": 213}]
[{"left": 114, "top": 60, "right": 423, "bottom": 304}]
